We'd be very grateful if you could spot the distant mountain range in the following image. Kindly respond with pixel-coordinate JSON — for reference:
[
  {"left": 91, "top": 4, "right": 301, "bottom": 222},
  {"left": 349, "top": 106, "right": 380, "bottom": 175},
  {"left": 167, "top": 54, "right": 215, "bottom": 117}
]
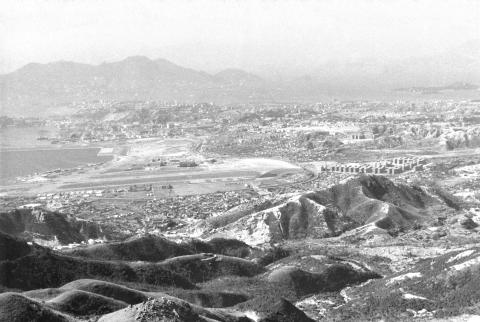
[
  {"left": 0, "top": 56, "right": 273, "bottom": 115},
  {"left": 286, "top": 40, "right": 480, "bottom": 97},
  {"left": 395, "top": 82, "right": 479, "bottom": 94},
  {"left": 1, "top": 40, "right": 479, "bottom": 116}
]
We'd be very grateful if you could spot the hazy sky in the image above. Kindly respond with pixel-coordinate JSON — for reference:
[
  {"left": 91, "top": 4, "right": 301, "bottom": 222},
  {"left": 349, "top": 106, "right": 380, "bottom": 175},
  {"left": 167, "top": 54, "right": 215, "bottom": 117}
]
[{"left": 1, "top": 0, "right": 479, "bottom": 75}]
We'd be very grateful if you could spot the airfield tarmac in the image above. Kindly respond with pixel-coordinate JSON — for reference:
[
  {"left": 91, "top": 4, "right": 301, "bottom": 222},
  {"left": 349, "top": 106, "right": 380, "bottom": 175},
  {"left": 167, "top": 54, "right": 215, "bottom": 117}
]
[{"left": 0, "top": 138, "right": 305, "bottom": 197}]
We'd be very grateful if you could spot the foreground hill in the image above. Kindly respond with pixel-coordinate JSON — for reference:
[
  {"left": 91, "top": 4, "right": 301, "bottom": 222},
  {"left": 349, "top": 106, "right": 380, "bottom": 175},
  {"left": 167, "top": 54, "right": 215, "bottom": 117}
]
[
  {"left": 1, "top": 287, "right": 254, "bottom": 322},
  {"left": 10, "top": 239, "right": 480, "bottom": 321},
  {"left": 0, "top": 232, "right": 194, "bottom": 290},
  {"left": 0, "top": 231, "right": 270, "bottom": 293},
  {"left": 0, "top": 229, "right": 385, "bottom": 321}
]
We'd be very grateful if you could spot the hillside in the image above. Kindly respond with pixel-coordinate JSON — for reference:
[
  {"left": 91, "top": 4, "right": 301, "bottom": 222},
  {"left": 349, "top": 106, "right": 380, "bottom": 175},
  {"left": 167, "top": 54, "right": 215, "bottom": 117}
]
[
  {"left": 202, "top": 175, "right": 457, "bottom": 246},
  {"left": 62, "top": 234, "right": 252, "bottom": 261},
  {"left": 0, "top": 208, "right": 108, "bottom": 245},
  {"left": 0, "top": 231, "right": 195, "bottom": 291},
  {"left": 321, "top": 246, "right": 480, "bottom": 321}
]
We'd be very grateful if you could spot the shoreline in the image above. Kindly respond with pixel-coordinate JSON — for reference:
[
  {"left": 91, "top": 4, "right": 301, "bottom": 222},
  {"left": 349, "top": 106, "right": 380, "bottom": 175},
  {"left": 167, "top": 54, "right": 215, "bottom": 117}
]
[{"left": 0, "top": 147, "right": 113, "bottom": 184}]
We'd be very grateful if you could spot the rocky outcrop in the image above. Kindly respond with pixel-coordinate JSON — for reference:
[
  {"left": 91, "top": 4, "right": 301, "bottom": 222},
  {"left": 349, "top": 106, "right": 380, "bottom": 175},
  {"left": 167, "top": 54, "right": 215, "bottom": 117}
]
[
  {"left": 206, "top": 195, "right": 353, "bottom": 246},
  {"left": 98, "top": 297, "right": 207, "bottom": 322},
  {"left": 98, "top": 297, "right": 253, "bottom": 322},
  {"left": 0, "top": 208, "right": 106, "bottom": 245}
]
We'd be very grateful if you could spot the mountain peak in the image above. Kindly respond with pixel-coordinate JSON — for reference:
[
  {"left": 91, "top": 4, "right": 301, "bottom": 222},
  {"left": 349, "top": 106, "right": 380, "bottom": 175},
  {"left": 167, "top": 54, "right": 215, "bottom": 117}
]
[
  {"left": 121, "top": 56, "right": 153, "bottom": 63},
  {"left": 110, "top": 56, "right": 158, "bottom": 68}
]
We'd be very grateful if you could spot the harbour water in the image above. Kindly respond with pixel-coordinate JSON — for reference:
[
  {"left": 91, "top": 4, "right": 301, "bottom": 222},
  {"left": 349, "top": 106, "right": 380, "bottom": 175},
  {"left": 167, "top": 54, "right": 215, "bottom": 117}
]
[{"left": 0, "top": 127, "right": 112, "bottom": 184}]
